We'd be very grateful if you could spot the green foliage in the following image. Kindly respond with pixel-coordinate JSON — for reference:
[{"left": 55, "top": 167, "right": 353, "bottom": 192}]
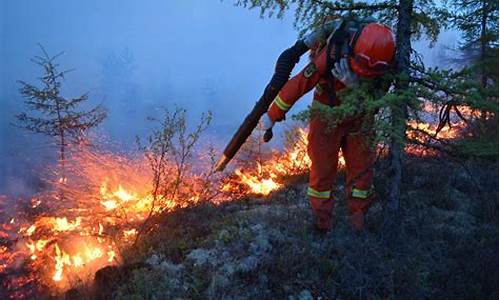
[
  {"left": 291, "top": 73, "right": 417, "bottom": 148},
  {"left": 113, "top": 267, "right": 172, "bottom": 300},
  {"left": 453, "top": 137, "right": 499, "bottom": 159},
  {"left": 410, "top": 0, "right": 450, "bottom": 44},
  {"left": 138, "top": 107, "right": 213, "bottom": 206},
  {"left": 269, "top": 1, "right": 498, "bottom": 161},
  {"left": 292, "top": 79, "right": 381, "bottom": 124},
  {"left": 235, "top": 0, "right": 400, "bottom": 35},
  {"left": 450, "top": 0, "right": 499, "bottom": 61},
  {"left": 16, "top": 44, "right": 107, "bottom": 161},
  {"left": 235, "top": 0, "right": 448, "bottom": 43},
  {"left": 185, "top": 265, "right": 212, "bottom": 298},
  {"left": 134, "top": 107, "right": 213, "bottom": 246}
]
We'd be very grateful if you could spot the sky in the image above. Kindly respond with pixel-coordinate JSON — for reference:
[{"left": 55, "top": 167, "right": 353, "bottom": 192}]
[{"left": 0, "top": 0, "right": 458, "bottom": 195}]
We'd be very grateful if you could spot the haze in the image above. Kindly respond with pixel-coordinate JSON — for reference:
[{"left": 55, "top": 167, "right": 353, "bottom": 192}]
[{"left": 0, "top": 0, "right": 457, "bottom": 195}]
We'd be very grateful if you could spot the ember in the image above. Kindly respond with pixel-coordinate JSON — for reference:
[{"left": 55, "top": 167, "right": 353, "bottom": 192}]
[{"left": 0, "top": 102, "right": 472, "bottom": 298}]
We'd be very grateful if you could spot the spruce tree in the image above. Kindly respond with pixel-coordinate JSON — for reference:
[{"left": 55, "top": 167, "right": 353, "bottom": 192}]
[
  {"left": 448, "top": 0, "right": 498, "bottom": 157},
  {"left": 16, "top": 45, "right": 107, "bottom": 165},
  {"left": 235, "top": 0, "right": 454, "bottom": 212}
]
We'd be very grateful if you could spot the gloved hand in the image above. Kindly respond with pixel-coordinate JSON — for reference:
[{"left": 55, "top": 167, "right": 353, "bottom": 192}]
[
  {"left": 331, "top": 58, "right": 359, "bottom": 88},
  {"left": 259, "top": 113, "right": 275, "bottom": 131}
]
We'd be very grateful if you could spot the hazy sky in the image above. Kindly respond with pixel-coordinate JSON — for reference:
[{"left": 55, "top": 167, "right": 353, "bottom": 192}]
[
  {"left": 1, "top": 1, "right": 300, "bottom": 135},
  {"left": 0, "top": 0, "right": 458, "bottom": 194}
]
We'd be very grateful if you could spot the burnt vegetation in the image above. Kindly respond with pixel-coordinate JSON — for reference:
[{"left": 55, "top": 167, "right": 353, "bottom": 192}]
[
  {"left": 1, "top": 0, "right": 498, "bottom": 299},
  {"left": 87, "top": 156, "right": 497, "bottom": 299},
  {"left": 90, "top": 0, "right": 497, "bottom": 299}
]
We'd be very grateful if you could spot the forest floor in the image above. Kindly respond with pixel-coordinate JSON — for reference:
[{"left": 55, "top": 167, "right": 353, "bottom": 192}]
[{"left": 76, "top": 156, "right": 498, "bottom": 300}]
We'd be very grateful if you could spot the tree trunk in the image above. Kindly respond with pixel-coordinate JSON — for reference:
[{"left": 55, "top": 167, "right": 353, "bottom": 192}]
[
  {"left": 60, "top": 131, "right": 65, "bottom": 164},
  {"left": 480, "top": 0, "right": 488, "bottom": 87},
  {"left": 387, "top": 0, "right": 413, "bottom": 212}
]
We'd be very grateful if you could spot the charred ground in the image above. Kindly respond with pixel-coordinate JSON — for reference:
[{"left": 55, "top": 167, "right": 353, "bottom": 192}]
[{"left": 67, "top": 155, "right": 499, "bottom": 300}]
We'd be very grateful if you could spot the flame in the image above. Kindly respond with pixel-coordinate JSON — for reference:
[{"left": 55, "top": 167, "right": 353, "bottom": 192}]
[
  {"left": 107, "top": 250, "right": 116, "bottom": 263},
  {"left": 100, "top": 199, "right": 118, "bottom": 210},
  {"left": 52, "top": 244, "right": 69, "bottom": 282},
  {"left": 0, "top": 101, "right": 477, "bottom": 297},
  {"left": 25, "top": 225, "right": 36, "bottom": 236},
  {"left": 53, "top": 217, "right": 82, "bottom": 232},
  {"left": 51, "top": 239, "right": 115, "bottom": 284},
  {"left": 113, "top": 185, "right": 135, "bottom": 202},
  {"left": 406, "top": 120, "right": 464, "bottom": 141},
  {"left": 0, "top": 148, "right": 192, "bottom": 294},
  {"left": 233, "top": 167, "right": 281, "bottom": 195},
  {"left": 99, "top": 183, "right": 139, "bottom": 210},
  {"left": 26, "top": 239, "right": 49, "bottom": 260},
  {"left": 405, "top": 101, "right": 471, "bottom": 156},
  {"left": 123, "top": 228, "right": 138, "bottom": 238},
  {"left": 221, "top": 127, "right": 346, "bottom": 196},
  {"left": 98, "top": 223, "right": 104, "bottom": 235}
]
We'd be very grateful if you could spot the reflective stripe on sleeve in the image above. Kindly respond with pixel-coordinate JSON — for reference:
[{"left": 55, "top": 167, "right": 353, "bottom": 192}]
[
  {"left": 307, "top": 187, "right": 331, "bottom": 199},
  {"left": 273, "top": 95, "right": 292, "bottom": 111}
]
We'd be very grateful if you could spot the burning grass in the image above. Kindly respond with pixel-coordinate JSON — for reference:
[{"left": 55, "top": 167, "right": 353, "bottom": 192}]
[
  {"left": 0, "top": 102, "right": 476, "bottom": 298},
  {"left": 0, "top": 125, "right": 315, "bottom": 298}
]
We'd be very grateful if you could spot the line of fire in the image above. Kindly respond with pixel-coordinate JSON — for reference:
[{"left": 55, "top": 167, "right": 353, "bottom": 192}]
[
  {"left": 0, "top": 1, "right": 498, "bottom": 299},
  {"left": 0, "top": 102, "right": 486, "bottom": 298}
]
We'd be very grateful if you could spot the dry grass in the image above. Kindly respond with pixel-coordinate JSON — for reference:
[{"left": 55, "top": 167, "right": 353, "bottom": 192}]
[{"left": 84, "top": 156, "right": 498, "bottom": 300}]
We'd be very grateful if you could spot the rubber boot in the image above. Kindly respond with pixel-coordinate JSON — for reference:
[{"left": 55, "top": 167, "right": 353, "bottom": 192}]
[
  {"left": 313, "top": 223, "right": 329, "bottom": 235},
  {"left": 313, "top": 211, "right": 336, "bottom": 235},
  {"left": 350, "top": 211, "right": 365, "bottom": 231},
  {"left": 309, "top": 195, "right": 335, "bottom": 232}
]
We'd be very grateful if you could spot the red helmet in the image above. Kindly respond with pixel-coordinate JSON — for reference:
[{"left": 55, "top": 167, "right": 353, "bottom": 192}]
[{"left": 349, "top": 23, "right": 395, "bottom": 77}]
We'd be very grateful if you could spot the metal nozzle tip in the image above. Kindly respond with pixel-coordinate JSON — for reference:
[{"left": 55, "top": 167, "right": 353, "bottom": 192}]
[{"left": 214, "top": 155, "right": 229, "bottom": 172}]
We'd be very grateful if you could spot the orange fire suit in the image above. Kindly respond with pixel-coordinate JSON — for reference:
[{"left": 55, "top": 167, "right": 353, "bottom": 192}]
[{"left": 267, "top": 47, "right": 377, "bottom": 230}]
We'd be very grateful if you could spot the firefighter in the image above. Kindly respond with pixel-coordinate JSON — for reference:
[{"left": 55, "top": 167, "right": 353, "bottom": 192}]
[{"left": 260, "top": 17, "right": 396, "bottom": 232}]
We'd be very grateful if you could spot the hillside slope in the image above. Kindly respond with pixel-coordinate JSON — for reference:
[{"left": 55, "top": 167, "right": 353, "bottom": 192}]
[{"left": 83, "top": 157, "right": 498, "bottom": 300}]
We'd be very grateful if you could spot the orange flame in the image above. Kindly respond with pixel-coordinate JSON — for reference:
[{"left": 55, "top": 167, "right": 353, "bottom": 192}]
[{"left": 0, "top": 102, "right": 475, "bottom": 297}]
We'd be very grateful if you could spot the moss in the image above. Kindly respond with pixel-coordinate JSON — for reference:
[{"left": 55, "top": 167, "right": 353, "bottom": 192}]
[
  {"left": 113, "top": 267, "right": 172, "bottom": 300},
  {"left": 185, "top": 265, "right": 211, "bottom": 299},
  {"left": 96, "top": 156, "right": 498, "bottom": 300}
]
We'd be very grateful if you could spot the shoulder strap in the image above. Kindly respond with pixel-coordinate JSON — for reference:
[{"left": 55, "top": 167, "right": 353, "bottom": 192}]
[
  {"left": 325, "top": 18, "right": 350, "bottom": 68},
  {"left": 324, "top": 19, "right": 348, "bottom": 106}
]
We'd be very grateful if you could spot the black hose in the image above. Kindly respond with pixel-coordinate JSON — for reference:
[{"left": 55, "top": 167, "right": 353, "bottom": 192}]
[
  {"left": 215, "top": 40, "right": 309, "bottom": 171},
  {"left": 269, "top": 40, "right": 309, "bottom": 90}
]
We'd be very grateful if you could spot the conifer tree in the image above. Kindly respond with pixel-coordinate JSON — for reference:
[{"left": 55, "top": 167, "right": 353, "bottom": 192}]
[
  {"left": 447, "top": 0, "right": 498, "bottom": 157},
  {"left": 407, "top": 0, "right": 498, "bottom": 160},
  {"left": 452, "top": 0, "right": 498, "bottom": 84},
  {"left": 16, "top": 45, "right": 107, "bottom": 165},
  {"left": 235, "top": 0, "right": 453, "bottom": 212}
]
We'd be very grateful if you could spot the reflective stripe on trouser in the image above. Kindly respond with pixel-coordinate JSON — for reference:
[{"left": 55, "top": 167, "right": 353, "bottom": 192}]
[
  {"left": 307, "top": 113, "right": 375, "bottom": 228},
  {"left": 308, "top": 187, "right": 333, "bottom": 229},
  {"left": 352, "top": 187, "right": 373, "bottom": 199},
  {"left": 307, "top": 116, "right": 342, "bottom": 230},
  {"left": 307, "top": 187, "right": 331, "bottom": 199},
  {"left": 348, "top": 186, "right": 374, "bottom": 217}
]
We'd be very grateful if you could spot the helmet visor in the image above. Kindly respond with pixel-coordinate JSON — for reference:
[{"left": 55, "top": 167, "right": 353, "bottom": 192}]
[{"left": 352, "top": 53, "right": 390, "bottom": 75}]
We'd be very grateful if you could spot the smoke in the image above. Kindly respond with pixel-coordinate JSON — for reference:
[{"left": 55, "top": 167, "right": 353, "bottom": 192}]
[{"left": 0, "top": 0, "right": 459, "bottom": 196}]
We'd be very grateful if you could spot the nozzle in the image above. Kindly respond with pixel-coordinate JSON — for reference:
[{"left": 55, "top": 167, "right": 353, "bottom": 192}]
[
  {"left": 214, "top": 154, "right": 229, "bottom": 172},
  {"left": 263, "top": 128, "right": 273, "bottom": 143}
]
